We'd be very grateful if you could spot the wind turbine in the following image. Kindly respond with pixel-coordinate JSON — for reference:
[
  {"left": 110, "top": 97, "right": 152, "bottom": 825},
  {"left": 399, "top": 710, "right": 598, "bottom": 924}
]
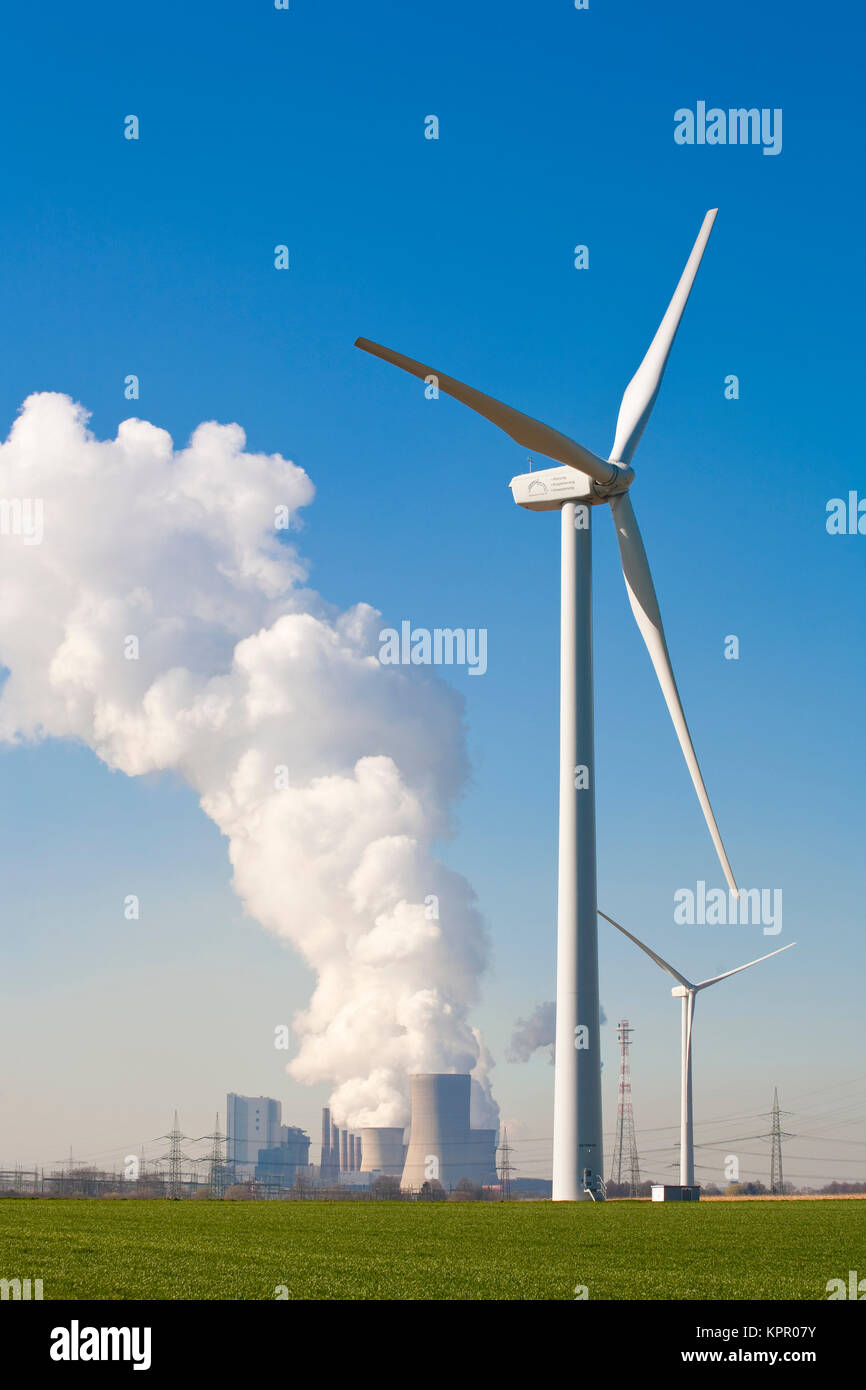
[
  {"left": 601, "top": 910, "right": 795, "bottom": 1191},
  {"left": 356, "top": 210, "right": 736, "bottom": 1201}
]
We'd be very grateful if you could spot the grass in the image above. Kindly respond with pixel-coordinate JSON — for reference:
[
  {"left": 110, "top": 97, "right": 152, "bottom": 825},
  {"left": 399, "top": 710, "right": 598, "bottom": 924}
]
[{"left": 0, "top": 1198, "right": 862, "bottom": 1300}]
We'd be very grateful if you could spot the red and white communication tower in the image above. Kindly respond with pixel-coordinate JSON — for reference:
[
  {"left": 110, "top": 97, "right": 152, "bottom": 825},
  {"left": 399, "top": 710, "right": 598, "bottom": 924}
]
[{"left": 609, "top": 1019, "right": 642, "bottom": 1196}]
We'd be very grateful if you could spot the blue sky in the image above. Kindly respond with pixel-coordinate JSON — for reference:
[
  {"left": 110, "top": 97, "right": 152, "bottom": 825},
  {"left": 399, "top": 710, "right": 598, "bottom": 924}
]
[{"left": 1, "top": 0, "right": 864, "bottom": 1187}]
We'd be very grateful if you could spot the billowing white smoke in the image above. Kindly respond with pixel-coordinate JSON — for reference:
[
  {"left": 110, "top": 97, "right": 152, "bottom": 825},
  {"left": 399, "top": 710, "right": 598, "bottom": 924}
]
[
  {"left": 507, "top": 1002, "right": 556, "bottom": 1064},
  {"left": 507, "top": 1001, "right": 606, "bottom": 1063},
  {"left": 0, "top": 393, "right": 497, "bottom": 1128}
]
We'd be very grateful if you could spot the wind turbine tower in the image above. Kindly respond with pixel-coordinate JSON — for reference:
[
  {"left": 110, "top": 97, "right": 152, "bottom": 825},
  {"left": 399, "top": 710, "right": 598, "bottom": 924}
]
[{"left": 357, "top": 210, "right": 738, "bottom": 1200}]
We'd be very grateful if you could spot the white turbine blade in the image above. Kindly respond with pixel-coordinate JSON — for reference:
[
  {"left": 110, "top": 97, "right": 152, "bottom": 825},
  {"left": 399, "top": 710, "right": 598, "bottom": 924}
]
[
  {"left": 609, "top": 490, "right": 738, "bottom": 895},
  {"left": 610, "top": 209, "right": 717, "bottom": 465},
  {"left": 696, "top": 942, "right": 796, "bottom": 991},
  {"left": 599, "top": 910, "right": 694, "bottom": 990},
  {"left": 355, "top": 337, "right": 618, "bottom": 489}
]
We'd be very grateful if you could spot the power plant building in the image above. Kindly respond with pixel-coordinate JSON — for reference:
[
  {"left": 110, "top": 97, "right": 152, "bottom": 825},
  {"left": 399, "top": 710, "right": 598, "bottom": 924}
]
[
  {"left": 254, "top": 1126, "right": 311, "bottom": 1188},
  {"left": 226, "top": 1094, "right": 282, "bottom": 1175}
]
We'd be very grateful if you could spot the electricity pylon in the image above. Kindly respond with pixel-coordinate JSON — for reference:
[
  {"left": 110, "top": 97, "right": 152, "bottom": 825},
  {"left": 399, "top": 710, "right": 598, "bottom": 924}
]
[
  {"left": 765, "top": 1088, "right": 793, "bottom": 1194},
  {"left": 609, "top": 1019, "right": 642, "bottom": 1196},
  {"left": 156, "top": 1111, "right": 195, "bottom": 1200}
]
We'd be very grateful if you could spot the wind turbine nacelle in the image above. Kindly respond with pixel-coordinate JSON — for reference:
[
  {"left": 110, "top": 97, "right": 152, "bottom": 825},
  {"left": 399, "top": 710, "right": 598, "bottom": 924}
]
[{"left": 509, "top": 466, "right": 601, "bottom": 511}]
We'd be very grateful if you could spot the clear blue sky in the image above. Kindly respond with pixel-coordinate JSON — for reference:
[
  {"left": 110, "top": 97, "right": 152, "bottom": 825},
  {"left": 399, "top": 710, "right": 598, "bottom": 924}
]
[{"left": 1, "top": 0, "right": 864, "bottom": 1188}]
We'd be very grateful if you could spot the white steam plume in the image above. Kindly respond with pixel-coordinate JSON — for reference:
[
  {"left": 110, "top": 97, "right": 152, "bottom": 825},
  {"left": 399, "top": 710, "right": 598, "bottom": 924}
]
[
  {"left": 506, "top": 1002, "right": 556, "bottom": 1064},
  {"left": 507, "top": 1000, "right": 606, "bottom": 1063},
  {"left": 0, "top": 393, "right": 497, "bottom": 1128}
]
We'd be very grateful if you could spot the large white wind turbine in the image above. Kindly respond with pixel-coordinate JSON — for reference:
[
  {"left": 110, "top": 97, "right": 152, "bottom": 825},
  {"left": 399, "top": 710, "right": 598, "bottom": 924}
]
[
  {"left": 356, "top": 210, "right": 735, "bottom": 1201},
  {"left": 600, "top": 910, "right": 795, "bottom": 1189}
]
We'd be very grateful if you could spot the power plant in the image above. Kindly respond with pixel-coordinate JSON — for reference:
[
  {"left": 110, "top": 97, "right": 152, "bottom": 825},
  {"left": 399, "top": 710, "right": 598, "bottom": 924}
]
[
  {"left": 318, "top": 1074, "right": 499, "bottom": 1191},
  {"left": 217, "top": 1076, "right": 503, "bottom": 1194}
]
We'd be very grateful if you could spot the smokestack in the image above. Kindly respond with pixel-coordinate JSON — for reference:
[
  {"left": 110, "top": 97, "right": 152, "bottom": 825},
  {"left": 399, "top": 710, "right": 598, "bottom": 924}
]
[
  {"left": 321, "top": 1107, "right": 331, "bottom": 1170},
  {"left": 359, "top": 1128, "right": 405, "bottom": 1176},
  {"left": 340, "top": 1129, "right": 349, "bottom": 1172},
  {"left": 402, "top": 1074, "right": 490, "bottom": 1190},
  {"left": 348, "top": 1134, "right": 356, "bottom": 1171},
  {"left": 332, "top": 1125, "right": 340, "bottom": 1177},
  {"left": 356, "top": 1136, "right": 362, "bottom": 1171}
]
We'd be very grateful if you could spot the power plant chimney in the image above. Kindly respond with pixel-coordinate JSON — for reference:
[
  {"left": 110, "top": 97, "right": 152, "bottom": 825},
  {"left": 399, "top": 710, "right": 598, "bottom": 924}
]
[
  {"left": 321, "top": 1107, "right": 331, "bottom": 1173},
  {"left": 340, "top": 1129, "right": 348, "bottom": 1173}
]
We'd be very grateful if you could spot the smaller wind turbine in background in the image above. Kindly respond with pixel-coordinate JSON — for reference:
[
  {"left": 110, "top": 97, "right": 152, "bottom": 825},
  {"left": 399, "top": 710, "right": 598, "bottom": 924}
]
[{"left": 600, "top": 911, "right": 795, "bottom": 1199}]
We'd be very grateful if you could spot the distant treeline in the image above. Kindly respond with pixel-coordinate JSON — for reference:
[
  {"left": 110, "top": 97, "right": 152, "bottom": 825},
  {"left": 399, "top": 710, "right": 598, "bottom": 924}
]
[{"left": 2, "top": 1174, "right": 863, "bottom": 1200}]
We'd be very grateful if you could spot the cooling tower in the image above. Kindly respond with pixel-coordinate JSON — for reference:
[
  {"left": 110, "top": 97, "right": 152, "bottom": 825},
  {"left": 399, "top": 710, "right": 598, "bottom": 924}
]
[
  {"left": 469, "top": 1129, "right": 500, "bottom": 1186},
  {"left": 359, "top": 1127, "right": 406, "bottom": 1177},
  {"left": 401, "top": 1073, "right": 492, "bottom": 1190}
]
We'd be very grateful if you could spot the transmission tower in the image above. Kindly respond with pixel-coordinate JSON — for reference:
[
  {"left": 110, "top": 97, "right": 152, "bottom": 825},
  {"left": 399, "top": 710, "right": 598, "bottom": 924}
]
[
  {"left": 608, "top": 1018, "right": 642, "bottom": 1196},
  {"left": 498, "top": 1129, "right": 514, "bottom": 1201},
  {"left": 199, "top": 1113, "right": 228, "bottom": 1197},
  {"left": 156, "top": 1111, "right": 195, "bottom": 1199},
  {"left": 765, "top": 1088, "right": 793, "bottom": 1194}
]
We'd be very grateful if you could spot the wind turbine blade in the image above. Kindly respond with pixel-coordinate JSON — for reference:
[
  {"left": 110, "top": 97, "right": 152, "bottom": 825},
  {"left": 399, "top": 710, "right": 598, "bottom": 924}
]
[
  {"left": 610, "top": 209, "right": 717, "bottom": 465},
  {"left": 609, "top": 490, "right": 738, "bottom": 895},
  {"left": 355, "top": 337, "right": 618, "bottom": 489},
  {"left": 696, "top": 942, "right": 796, "bottom": 991},
  {"left": 599, "top": 910, "right": 694, "bottom": 990}
]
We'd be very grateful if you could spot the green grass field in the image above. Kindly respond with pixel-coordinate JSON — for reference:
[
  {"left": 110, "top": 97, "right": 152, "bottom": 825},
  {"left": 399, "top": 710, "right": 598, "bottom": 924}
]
[{"left": 1, "top": 1199, "right": 863, "bottom": 1300}]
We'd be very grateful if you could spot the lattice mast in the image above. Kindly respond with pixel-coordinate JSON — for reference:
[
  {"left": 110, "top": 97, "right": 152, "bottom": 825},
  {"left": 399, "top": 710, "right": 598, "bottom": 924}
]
[
  {"left": 156, "top": 1111, "right": 195, "bottom": 1199},
  {"left": 768, "top": 1088, "right": 793, "bottom": 1194},
  {"left": 202, "top": 1112, "right": 228, "bottom": 1197},
  {"left": 609, "top": 1018, "right": 642, "bottom": 1195},
  {"left": 498, "top": 1129, "right": 514, "bottom": 1201}
]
